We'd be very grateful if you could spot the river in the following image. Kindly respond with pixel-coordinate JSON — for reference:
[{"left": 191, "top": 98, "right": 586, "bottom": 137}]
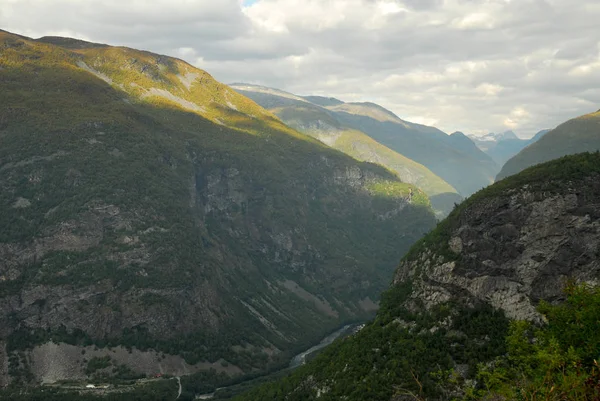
[
  {"left": 288, "top": 324, "right": 355, "bottom": 368},
  {"left": 199, "top": 323, "right": 363, "bottom": 399}
]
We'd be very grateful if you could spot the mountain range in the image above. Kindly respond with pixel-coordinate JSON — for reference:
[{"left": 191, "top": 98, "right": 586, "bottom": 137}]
[
  {"left": 0, "top": 30, "right": 437, "bottom": 389},
  {"left": 1, "top": 27, "right": 599, "bottom": 401},
  {"left": 231, "top": 84, "right": 502, "bottom": 208}
]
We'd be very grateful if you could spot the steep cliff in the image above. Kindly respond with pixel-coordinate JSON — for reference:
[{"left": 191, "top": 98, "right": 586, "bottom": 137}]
[
  {"left": 0, "top": 30, "right": 437, "bottom": 387},
  {"left": 237, "top": 152, "right": 600, "bottom": 401}
]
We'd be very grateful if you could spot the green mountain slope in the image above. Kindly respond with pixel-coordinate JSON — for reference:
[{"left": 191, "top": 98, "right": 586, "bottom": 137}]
[
  {"left": 233, "top": 84, "right": 496, "bottom": 198},
  {"left": 235, "top": 152, "right": 600, "bottom": 401},
  {"left": 231, "top": 85, "right": 462, "bottom": 216},
  {"left": 497, "top": 111, "right": 600, "bottom": 179},
  {"left": 331, "top": 109, "right": 499, "bottom": 196},
  {"left": 0, "top": 31, "right": 437, "bottom": 389},
  {"left": 334, "top": 130, "right": 456, "bottom": 195}
]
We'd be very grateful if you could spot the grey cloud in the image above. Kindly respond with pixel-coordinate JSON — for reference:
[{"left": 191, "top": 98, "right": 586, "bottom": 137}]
[{"left": 400, "top": 0, "right": 444, "bottom": 10}]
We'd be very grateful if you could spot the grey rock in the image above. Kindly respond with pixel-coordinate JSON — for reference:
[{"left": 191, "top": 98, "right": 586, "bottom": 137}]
[{"left": 394, "top": 175, "right": 600, "bottom": 322}]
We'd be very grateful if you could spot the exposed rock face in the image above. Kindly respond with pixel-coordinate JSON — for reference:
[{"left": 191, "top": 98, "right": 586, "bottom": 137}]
[
  {"left": 395, "top": 175, "right": 600, "bottom": 322},
  {"left": 28, "top": 343, "right": 242, "bottom": 384}
]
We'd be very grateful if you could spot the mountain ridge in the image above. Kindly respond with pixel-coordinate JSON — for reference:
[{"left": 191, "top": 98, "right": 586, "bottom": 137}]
[
  {"left": 233, "top": 83, "right": 499, "bottom": 197},
  {"left": 0, "top": 30, "right": 437, "bottom": 389},
  {"left": 231, "top": 84, "right": 464, "bottom": 216}
]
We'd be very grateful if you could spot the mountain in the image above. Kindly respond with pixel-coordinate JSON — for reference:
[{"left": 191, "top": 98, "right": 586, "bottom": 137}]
[
  {"left": 467, "top": 129, "right": 550, "bottom": 166},
  {"left": 497, "top": 111, "right": 600, "bottom": 180},
  {"left": 0, "top": 30, "right": 437, "bottom": 390},
  {"left": 231, "top": 84, "right": 462, "bottom": 217},
  {"left": 236, "top": 152, "right": 600, "bottom": 401},
  {"left": 480, "top": 130, "right": 520, "bottom": 142},
  {"left": 233, "top": 83, "right": 499, "bottom": 198},
  {"left": 312, "top": 101, "right": 499, "bottom": 197},
  {"left": 529, "top": 128, "right": 551, "bottom": 143}
]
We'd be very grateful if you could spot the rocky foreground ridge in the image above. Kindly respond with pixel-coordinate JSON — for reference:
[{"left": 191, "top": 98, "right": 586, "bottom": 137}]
[{"left": 396, "top": 162, "right": 600, "bottom": 323}]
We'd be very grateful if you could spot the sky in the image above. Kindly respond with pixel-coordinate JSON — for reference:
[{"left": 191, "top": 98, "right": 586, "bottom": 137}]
[{"left": 2, "top": 0, "right": 599, "bottom": 137}]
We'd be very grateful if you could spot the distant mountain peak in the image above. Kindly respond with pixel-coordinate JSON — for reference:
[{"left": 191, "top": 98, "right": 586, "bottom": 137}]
[
  {"left": 498, "top": 130, "right": 519, "bottom": 140},
  {"left": 468, "top": 130, "right": 519, "bottom": 143}
]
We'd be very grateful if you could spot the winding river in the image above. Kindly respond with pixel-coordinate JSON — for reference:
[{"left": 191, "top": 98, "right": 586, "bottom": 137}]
[
  {"left": 288, "top": 324, "right": 354, "bottom": 368},
  {"left": 198, "top": 323, "right": 363, "bottom": 399}
]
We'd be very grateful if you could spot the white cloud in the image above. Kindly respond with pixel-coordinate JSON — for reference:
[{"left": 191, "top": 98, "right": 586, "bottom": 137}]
[
  {"left": 452, "top": 12, "right": 495, "bottom": 30},
  {"left": 476, "top": 83, "right": 504, "bottom": 97},
  {"left": 504, "top": 107, "right": 531, "bottom": 129}
]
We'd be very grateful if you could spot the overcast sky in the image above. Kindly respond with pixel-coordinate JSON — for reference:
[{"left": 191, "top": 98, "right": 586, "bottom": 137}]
[{"left": 2, "top": 0, "right": 599, "bottom": 137}]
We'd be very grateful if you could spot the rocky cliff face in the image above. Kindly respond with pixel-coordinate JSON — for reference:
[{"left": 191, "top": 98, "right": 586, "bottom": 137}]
[{"left": 395, "top": 176, "right": 600, "bottom": 323}]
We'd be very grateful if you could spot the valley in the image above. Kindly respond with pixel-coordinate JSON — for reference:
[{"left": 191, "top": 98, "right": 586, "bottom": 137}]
[
  {"left": 1, "top": 2, "right": 600, "bottom": 398},
  {"left": 0, "top": 29, "right": 434, "bottom": 397}
]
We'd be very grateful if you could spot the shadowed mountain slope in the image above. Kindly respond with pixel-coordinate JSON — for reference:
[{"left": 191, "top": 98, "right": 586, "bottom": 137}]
[
  {"left": 236, "top": 152, "right": 600, "bottom": 401},
  {"left": 0, "top": 31, "right": 437, "bottom": 387}
]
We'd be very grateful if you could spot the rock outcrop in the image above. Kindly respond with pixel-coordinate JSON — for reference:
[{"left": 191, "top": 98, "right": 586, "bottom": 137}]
[{"left": 395, "top": 177, "right": 600, "bottom": 322}]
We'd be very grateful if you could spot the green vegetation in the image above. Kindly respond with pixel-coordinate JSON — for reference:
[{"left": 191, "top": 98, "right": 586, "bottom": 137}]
[
  {"left": 497, "top": 111, "right": 600, "bottom": 180},
  {"left": 367, "top": 180, "right": 430, "bottom": 207},
  {"left": 85, "top": 356, "right": 112, "bottom": 375},
  {"left": 234, "top": 300, "right": 509, "bottom": 400},
  {"left": 0, "top": 29, "right": 437, "bottom": 386},
  {"left": 466, "top": 284, "right": 600, "bottom": 400},
  {"left": 235, "top": 284, "right": 600, "bottom": 401}
]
